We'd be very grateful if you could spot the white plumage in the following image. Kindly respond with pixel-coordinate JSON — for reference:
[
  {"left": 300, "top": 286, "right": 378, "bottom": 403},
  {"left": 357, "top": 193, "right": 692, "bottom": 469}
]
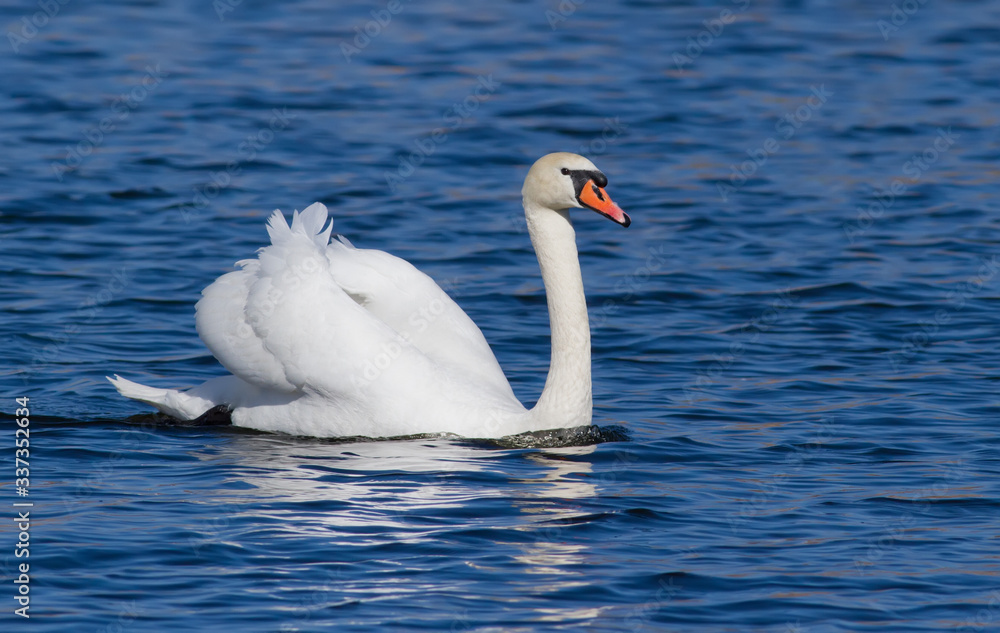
[{"left": 110, "top": 153, "right": 630, "bottom": 438}]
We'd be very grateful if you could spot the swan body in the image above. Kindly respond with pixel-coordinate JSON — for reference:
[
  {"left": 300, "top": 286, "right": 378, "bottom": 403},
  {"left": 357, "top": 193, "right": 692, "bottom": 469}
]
[{"left": 109, "top": 153, "right": 630, "bottom": 438}]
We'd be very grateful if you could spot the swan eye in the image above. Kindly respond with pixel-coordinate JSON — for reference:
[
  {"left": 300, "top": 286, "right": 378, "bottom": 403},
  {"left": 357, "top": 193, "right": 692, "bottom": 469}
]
[{"left": 560, "top": 168, "right": 570, "bottom": 175}]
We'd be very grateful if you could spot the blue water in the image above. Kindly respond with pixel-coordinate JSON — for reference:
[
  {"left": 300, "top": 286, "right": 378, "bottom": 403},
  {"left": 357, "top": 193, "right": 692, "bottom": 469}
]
[{"left": 3, "top": 0, "right": 1000, "bottom": 630}]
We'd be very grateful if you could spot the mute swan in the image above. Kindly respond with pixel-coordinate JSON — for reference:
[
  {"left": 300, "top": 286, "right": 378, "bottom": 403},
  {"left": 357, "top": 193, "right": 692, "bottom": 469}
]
[{"left": 109, "top": 152, "right": 630, "bottom": 438}]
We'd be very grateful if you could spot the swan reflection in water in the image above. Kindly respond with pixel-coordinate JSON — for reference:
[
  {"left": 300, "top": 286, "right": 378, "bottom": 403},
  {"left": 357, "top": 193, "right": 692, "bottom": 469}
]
[{"left": 195, "top": 434, "right": 606, "bottom": 624}]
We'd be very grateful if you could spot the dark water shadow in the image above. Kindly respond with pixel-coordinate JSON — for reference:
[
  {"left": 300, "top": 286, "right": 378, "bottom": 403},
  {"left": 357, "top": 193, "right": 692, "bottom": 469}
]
[{"left": 117, "top": 412, "right": 630, "bottom": 448}]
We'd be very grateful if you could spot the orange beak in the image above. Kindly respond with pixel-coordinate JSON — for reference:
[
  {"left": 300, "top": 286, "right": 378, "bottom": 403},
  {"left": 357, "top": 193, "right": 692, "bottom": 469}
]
[{"left": 578, "top": 180, "right": 630, "bottom": 227}]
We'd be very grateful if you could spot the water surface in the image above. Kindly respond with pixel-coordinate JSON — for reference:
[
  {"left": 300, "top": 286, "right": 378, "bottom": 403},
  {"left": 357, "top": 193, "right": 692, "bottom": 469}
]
[{"left": 3, "top": 1, "right": 1000, "bottom": 631}]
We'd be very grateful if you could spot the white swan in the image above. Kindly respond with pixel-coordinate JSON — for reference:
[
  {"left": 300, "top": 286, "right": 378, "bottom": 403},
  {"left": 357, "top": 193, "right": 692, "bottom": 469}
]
[{"left": 109, "top": 152, "right": 630, "bottom": 438}]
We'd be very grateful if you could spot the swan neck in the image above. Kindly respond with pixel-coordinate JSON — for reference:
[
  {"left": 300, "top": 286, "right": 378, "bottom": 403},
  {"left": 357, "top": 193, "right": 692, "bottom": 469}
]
[{"left": 524, "top": 201, "right": 592, "bottom": 427}]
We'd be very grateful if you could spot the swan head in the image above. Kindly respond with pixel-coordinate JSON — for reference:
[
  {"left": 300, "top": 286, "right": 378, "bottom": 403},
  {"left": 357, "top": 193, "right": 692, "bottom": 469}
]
[{"left": 522, "top": 152, "right": 630, "bottom": 227}]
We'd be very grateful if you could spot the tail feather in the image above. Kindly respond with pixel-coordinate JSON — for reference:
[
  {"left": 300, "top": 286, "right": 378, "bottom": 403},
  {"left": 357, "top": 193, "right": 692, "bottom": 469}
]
[
  {"left": 295, "top": 202, "right": 333, "bottom": 244},
  {"left": 265, "top": 203, "right": 333, "bottom": 249},
  {"left": 107, "top": 375, "right": 215, "bottom": 421},
  {"left": 265, "top": 209, "right": 291, "bottom": 244}
]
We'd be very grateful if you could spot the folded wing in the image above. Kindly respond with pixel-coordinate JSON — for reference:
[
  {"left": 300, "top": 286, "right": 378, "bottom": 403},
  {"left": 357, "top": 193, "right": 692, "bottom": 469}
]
[{"left": 195, "top": 203, "right": 517, "bottom": 405}]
